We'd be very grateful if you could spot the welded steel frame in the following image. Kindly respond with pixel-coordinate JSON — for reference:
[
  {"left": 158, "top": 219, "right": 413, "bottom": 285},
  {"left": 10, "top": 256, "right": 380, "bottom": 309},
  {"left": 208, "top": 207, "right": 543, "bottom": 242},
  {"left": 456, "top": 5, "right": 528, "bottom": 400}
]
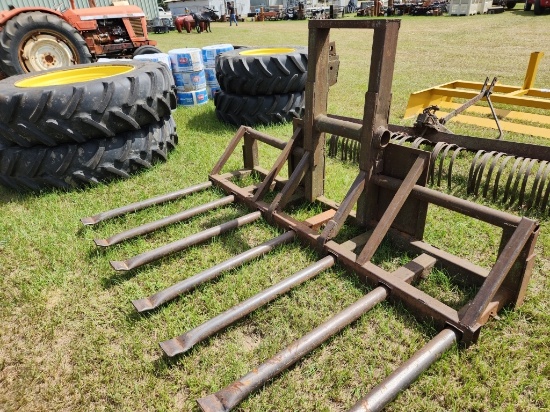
[{"left": 207, "top": 19, "right": 539, "bottom": 345}]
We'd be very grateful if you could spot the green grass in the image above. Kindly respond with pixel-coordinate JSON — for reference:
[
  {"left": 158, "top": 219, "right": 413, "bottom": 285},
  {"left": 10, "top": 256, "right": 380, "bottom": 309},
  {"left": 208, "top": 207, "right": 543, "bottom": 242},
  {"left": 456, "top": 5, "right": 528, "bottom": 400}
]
[{"left": 1, "top": 11, "right": 550, "bottom": 412}]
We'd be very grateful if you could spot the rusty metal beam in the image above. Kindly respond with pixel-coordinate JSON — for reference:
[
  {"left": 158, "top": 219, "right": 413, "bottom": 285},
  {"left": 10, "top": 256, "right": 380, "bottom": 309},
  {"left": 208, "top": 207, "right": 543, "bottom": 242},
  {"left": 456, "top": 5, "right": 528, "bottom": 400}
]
[
  {"left": 80, "top": 181, "right": 213, "bottom": 225},
  {"left": 110, "top": 212, "right": 262, "bottom": 271},
  {"left": 132, "top": 231, "right": 296, "bottom": 312},
  {"left": 160, "top": 256, "right": 335, "bottom": 357}
]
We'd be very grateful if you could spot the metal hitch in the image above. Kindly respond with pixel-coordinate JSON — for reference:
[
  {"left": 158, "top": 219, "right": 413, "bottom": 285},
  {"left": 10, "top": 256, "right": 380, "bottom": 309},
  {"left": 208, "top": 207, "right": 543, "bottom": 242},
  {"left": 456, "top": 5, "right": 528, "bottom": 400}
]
[{"left": 82, "top": 19, "right": 539, "bottom": 412}]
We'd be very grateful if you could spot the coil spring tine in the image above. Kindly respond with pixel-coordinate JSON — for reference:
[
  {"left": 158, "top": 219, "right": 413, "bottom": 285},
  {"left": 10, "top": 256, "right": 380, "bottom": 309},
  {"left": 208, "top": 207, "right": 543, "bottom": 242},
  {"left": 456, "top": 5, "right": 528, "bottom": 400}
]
[
  {"left": 438, "top": 144, "right": 457, "bottom": 187},
  {"left": 503, "top": 157, "right": 524, "bottom": 204},
  {"left": 493, "top": 155, "right": 514, "bottom": 202},
  {"left": 429, "top": 142, "right": 447, "bottom": 186},
  {"left": 508, "top": 157, "right": 530, "bottom": 207},
  {"left": 467, "top": 150, "right": 486, "bottom": 194},
  {"left": 515, "top": 158, "right": 537, "bottom": 208},
  {"left": 328, "top": 134, "right": 338, "bottom": 158},
  {"left": 482, "top": 152, "right": 506, "bottom": 199},
  {"left": 541, "top": 171, "right": 550, "bottom": 212},
  {"left": 528, "top": 161, "right": 548, "bottom": 209},
  {"left": 396, "top": 134, "right": 410, "bottom": 145},
  {"left": 533, "top": 163, "right": 550, "bottom": 209},
  {"left": 412, "top": 137, "right": 429, "bottom": 149},
  {"left": 473, "top": 151, "right": 498, "bottom": 196},
  {"left": 448, "top": 146, "right": 464, "bottom": 190}
]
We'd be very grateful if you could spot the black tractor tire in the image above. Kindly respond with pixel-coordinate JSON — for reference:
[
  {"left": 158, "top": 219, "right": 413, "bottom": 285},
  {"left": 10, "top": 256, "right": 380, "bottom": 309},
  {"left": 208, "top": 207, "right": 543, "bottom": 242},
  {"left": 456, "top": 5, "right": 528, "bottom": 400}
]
[
  {"left": 214, "top": 90, "right": 305, "bottom": 127},
  {"left": 133, "top": 46, "right": 163, "bottom": 56},
  {"left": 534, "top": 0, "right": 543, "bottom": 13},
  {"left": 0, "top": 61, "right": 176, "bottom": 148},
  {"left": 0, "top": 11, "right": 92, "bottom": 76},
  {"left": 506, "top": 1, "right": 517, "bottom": 7},
  {"left": 215, "top": 46, "right": 308, "bottom": 96},
  {"left": 524, "top": 1, "right": 532, "bottom": 10},
  {"left": 0, "top": 117, "right": 178, "bottom": 192}
]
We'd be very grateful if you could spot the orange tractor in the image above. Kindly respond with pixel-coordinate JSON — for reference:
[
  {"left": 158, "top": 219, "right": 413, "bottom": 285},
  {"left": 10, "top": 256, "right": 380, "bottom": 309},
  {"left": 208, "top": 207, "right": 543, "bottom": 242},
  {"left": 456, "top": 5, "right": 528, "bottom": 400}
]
[{"left": 0, "top": 0, "right": 160, "bottom": 77}]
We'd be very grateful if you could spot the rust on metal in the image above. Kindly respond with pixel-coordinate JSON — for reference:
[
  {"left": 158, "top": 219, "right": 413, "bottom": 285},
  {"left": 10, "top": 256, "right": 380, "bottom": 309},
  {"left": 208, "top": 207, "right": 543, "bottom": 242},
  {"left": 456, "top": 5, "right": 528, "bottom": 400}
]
[{"left": 80, "top": 18, "right": 539, "bottom": 412}]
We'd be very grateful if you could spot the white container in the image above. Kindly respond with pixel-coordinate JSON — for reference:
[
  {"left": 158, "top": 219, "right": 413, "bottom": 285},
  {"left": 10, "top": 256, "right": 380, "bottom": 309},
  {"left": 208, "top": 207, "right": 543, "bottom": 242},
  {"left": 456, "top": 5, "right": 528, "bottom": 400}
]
[
  {"left": 449, "top": 0, "right": 479, "bottom": 14},
  {"left": 207, "top": 84, "right": 221, "bottom": 99},
  {"left": 176, "top": 89, "right": 209, "bottom": 106},
  {"left": 201, "top": 44, "right": 234, "bottom": 67},
  {"left": 204, "top": 67, "right": 218, "bottom": 85},
  {"left": 168, "top": 48, "right": 204, "bottom": 72},
  {"left": 173, "top": 70, "right": 206, "bottom": 92},
  {"left": 133, "top": 53, "right": 172, "bottom": 71}
]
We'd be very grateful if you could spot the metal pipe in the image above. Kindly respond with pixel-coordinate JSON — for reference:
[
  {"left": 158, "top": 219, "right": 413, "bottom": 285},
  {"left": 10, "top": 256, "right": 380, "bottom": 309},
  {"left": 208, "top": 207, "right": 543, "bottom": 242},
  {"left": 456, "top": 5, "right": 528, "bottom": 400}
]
[
  {"left": 315, "top": 114, "right": 363, "bottom": 141},
  {"left": 94, "top": 196, "right": 235, "bottom": 247},
  {"left": 372, "top": 174, "right": 522, "bottom": 227},
  {"left": 348, "top": 328, "right": 458, "bottom": 412},
  {"left": 110, "top": 212, "right": 262, "bottom": 271},
  {"left": 196, "top": 286, "right": 388, "bottom": 412},
  {"left": 80, "top": 181, "right": 212, "bottom": 225},
  {"left": 159, "top": 255, "right": 335, "bottom": 357},
  {"left": 132, "top": 231, "right": 296, "bottom": 312}
]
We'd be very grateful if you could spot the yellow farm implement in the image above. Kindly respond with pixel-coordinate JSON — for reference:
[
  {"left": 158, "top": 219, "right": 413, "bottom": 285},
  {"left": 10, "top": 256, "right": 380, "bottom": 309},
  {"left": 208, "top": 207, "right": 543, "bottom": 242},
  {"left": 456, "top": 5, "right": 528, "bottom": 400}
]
[{"left": 404, "top": 52, "right": 550, "bottom": 139}]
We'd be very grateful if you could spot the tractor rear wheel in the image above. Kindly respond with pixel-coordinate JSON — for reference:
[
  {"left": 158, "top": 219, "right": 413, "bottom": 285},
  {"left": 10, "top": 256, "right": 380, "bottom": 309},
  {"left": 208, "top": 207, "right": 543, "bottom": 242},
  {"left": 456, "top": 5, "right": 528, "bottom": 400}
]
[
  {"left": 133, "top": 46, "right": 163, "bottom": 56},
  {"left": 216, "top": 46, "right": 308, "bottom": 96},
  {"left": 0, "top": 117, "right": 178, "bottom": 192},
  {"left": 0, "top": 11, "right": 92, "bottom": 76},
  {"left": 0, "top": 61, "right": 176, "bottom": 147},
  {"left": 534, "top": 0, "right": 543, "bottom": 13},
  {"left": 214, "top": 90, "right": 305, "bottom": 127}
]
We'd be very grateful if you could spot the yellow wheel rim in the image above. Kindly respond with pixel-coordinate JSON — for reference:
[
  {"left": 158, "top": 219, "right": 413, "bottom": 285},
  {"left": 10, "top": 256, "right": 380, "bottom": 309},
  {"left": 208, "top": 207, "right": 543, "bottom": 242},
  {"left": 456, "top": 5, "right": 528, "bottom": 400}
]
[
  {"left": 239, "top": 47, "right": 296, "bottom": 56},
  {"left": 15, "top": 65, "right": 135, "bottom": 88}
]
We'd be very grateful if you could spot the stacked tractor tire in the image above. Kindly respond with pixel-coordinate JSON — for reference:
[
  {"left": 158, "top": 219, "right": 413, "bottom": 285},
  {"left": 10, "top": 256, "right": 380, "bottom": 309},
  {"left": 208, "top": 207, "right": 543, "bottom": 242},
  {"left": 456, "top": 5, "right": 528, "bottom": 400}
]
[
  {"left": 214, "top": 46, "right": 308, "bottom": 127},
  {"left": 0, "top": 61, "right": 178, "bottom": 192}
]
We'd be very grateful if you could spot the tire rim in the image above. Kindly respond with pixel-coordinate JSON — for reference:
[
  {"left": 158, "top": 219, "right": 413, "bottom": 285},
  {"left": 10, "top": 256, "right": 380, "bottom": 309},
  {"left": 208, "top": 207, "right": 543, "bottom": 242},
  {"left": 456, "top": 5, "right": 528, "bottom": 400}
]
[
  {"left": 21, "top": 33, "right": 77, "bottom": 72},
  {"left": 15, "top": 65, "right": 135, "bottom": 88},
  {"left": 239, "top": 47, "right": 296, "bottom": 56}
]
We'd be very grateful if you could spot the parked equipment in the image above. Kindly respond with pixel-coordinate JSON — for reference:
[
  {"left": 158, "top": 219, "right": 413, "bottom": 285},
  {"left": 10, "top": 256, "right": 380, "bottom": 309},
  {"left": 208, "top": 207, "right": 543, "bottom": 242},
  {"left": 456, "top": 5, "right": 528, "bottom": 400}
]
[
  {"left": 524, "top": 0, "right": 550, "bottom": 12},
  {"left": 82, "top": 19, "right": 539, "bottom": 412},
  {"left": 0, "top": 0, "right": 160, "bottom": 76}
]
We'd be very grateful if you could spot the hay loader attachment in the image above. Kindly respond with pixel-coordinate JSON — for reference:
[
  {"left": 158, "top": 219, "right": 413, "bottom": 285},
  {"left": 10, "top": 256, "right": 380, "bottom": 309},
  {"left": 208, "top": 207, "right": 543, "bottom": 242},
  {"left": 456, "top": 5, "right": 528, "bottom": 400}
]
[{"left": 82, "top": 19, "right": 539, "bottom": 412}]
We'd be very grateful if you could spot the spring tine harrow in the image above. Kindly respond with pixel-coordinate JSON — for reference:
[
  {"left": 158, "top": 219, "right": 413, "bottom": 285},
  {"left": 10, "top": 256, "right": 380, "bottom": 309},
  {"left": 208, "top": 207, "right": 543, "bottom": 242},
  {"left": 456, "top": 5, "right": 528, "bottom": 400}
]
[
  {"left": 131, "top": 231, "right": 295, "bottom": 312},
  {"left": 94, "top": 195, "right": 235, "bottom": 247},
  {"left": 80, "top": 181, "right": 212, "bottom": 225},
  {"left": 160, "top": 256, "right": 335, "bottom": 357},
  {"left": 79, "top": 19, "right": 540, "bottom": 412},
  {"left": 197, "top": 254, "right": 436, "bottom": 412},
  {"left": 110, "top": 211, "right": 262, "bottom": 271}
]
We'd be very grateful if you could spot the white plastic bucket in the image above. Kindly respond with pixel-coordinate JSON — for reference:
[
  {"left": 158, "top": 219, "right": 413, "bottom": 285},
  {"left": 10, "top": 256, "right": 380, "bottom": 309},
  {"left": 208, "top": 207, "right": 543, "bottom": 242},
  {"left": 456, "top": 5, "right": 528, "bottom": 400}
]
[
  {"left": 168, "top": 48, "right": 204, "bottom": 72},
  {"left": 133, "top": 53, "right": 172, "bottom": 71},
  {"left": 176, "top": 89, "right": 209, "bottom": 106},
  {"left": 207, "top": 84, "right": 221, "bottom": 99},
  {"left": 201, "top": 44, "right": 234, "bottom": 67},
  {"left": 204, "top": 67, "right": 218, "bottom": 85},
  {"left": 173, "top": 70, "right": 206, "bottom": 91}
]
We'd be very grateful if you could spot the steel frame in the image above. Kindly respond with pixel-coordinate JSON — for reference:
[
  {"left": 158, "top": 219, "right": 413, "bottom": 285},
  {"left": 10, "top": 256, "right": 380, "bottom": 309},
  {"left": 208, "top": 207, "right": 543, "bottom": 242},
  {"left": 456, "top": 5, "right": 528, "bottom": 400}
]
[{"left": 82, "top": 19, "right": 539, "bottom": 412}]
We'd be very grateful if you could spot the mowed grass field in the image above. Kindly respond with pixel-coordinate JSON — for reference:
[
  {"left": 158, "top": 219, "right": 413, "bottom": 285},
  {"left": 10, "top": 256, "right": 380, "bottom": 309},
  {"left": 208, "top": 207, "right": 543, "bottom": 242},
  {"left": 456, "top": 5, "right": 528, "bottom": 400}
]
[{"left": 1, "top": 10, "right": 549, "bottom": 412}]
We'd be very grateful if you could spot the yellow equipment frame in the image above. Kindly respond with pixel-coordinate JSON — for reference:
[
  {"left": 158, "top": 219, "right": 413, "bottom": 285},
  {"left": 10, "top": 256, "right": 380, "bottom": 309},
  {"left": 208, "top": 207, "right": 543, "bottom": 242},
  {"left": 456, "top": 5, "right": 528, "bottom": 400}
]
[{"left": 404, "top": 52, "right": 550, "bottom": 139}]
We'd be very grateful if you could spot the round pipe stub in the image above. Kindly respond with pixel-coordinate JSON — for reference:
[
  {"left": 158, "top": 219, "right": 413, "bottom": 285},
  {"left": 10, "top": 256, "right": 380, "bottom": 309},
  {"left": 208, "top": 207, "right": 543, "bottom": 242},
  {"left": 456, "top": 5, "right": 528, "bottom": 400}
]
[{"left": 374, "top": 126, "right": 391, "bottom": 149}]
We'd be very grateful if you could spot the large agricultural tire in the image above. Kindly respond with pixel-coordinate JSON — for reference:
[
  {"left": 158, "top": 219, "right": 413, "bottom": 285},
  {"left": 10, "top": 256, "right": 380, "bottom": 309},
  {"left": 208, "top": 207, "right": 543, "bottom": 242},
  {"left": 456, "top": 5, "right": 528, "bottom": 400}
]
[
  {"left": 0, "top": 61, "right": 176, "bottom": 148},
  {"left": 215, "top": 46, "right": 308, "bottom": 96},
  {"left": 524, "top": 1, "right": 532, "bottom": 10},
  {"left": 534, "top": 0, "right": 543, "bottom": 13},
  {"left": 214, "top": 90, "right": 305, "bottom": 127},
  {"left": 0, "top": 117, "right": 178, "bottom": 192},
  {"left": 133, "top": 46, "right": 163, "bottom": 56},
  {"left": 0, "top": 12, "right": 92, "bottom": 76}
]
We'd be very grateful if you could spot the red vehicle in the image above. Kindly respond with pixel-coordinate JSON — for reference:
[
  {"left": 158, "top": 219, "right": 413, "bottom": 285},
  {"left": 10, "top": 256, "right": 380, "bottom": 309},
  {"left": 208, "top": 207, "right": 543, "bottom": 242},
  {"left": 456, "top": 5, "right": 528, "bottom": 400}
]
[
  {"left": 524, "top": 0, "right": 550, "bottom": 13},
  {"left": 0, "top": 0, "right": 160, "bottom": 77}
]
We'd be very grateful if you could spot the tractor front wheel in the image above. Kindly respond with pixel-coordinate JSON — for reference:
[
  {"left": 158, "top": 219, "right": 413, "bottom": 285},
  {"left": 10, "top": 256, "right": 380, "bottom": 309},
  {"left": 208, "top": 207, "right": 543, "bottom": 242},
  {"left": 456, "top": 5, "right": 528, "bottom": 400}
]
[{"left": 0, "top": 11, "right": 92, "bottom": 76}]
